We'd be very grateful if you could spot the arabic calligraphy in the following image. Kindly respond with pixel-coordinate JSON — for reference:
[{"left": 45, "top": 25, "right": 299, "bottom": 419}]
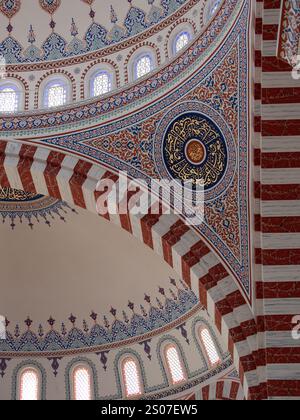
[
  {"left": 163, "top": 113, "right": 227, "bottom": 190},
  {"left": 0, "top": 187, "right": 39, "bottom": 201}
]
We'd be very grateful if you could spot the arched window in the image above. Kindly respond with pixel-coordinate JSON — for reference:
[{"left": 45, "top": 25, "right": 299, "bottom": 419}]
[
  {"left": 43, "top": 78, "right": 68, "bottom": 108},
  {"left": 90, "top": 71, "right": 112, "bottom": 97},
  {"left": 208, "top": 0, "right": 221, "bottom": 20},
  {"left": 199, "top": 327, "right": 221, "bottom": 367},
  {"left": 164, "top": 344, "right": 187, "bottom": 385},
  {"left": 0, "top": 82, "right": 20, "bottom": 113},
  {"left": 174, "top": 31, "right": 190, "bottom": 54},
  {"left": 72, "top": 365, "right": 92, "bottom": 400},
  {"left": 134, "top": 54, "right": 153, "bottom": 80},
  {"left": 121, "top": 357, "right": 143, "bottom": 398},
  {"left": 19, "top": 368, "right": 39, "bottom": 400}
]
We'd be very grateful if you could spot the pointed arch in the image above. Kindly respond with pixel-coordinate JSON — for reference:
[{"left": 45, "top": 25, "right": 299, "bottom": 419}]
[{"left": 0, "top": 139, "right": 261, "bottom": 399}]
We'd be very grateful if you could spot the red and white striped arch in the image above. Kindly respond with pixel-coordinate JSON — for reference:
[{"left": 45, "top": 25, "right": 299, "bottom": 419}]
[
  {"left": 0, "top": 139, "right": 262, "bottom": 399},
  {"left": 254, "top": 0, "right": 300, "bottom": 399},
  {"left": 177, "top": 379, "right": 245, "bottom": 400},
  {"left": 0, "top": 0, "right": 298, "bottom": 400},
  {"left": 197, "top": 379, "right": 245, "bottom": 400}
]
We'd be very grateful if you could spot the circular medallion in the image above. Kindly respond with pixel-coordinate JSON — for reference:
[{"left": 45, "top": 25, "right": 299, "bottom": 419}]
[
  {"left": 185, "top": 139, "right": 206, "bottom": 165},
  {"left": 154, "top": 102, "right": 236, "bottom": 202},
  {"left": 163, "top": 112, "right": 227, "bottom": 191}
]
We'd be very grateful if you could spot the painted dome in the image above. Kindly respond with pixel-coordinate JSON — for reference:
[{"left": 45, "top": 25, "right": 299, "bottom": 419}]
[{"left": 0, "top": 0, "right": 192, "bottom": 64}]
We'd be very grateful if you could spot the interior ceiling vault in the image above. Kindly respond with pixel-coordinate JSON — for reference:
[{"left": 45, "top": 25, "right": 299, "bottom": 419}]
[{"left": 0, "top": 202, "right": 188, "bottom": 327}]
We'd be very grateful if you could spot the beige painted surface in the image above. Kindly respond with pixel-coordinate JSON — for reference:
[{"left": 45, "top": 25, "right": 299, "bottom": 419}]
[{"left": 0, "top": 206, "right": 179, "bottom": 325}]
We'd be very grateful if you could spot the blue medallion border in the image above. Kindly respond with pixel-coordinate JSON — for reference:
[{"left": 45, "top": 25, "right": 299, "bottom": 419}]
[{"left": 153, "top": 102, "right": 237, "bottom": 202}]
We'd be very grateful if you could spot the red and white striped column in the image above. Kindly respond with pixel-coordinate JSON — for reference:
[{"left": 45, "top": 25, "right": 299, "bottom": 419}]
[{"left": 255, "top": 0, "right": 300, "bottom": 400}]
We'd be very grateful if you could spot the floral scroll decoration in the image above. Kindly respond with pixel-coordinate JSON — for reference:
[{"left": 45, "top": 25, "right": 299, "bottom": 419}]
[
  {"left": 0, "top": 0, "right": 185, "bottom": 63},
  {"left": 0, "top": 279, "right": 199, "bottom": 353},
  {"left": 0, "top": 0, "right": 21, "bottom": 34},
  {"left": 39, "top": 0, "right": 61, "bottom": 30},
  {"left": 81, "top": 0, "right": 96, "bottom": 22},
  {"left": 39, "top": 0, "right": 61, "bottom": 15}
]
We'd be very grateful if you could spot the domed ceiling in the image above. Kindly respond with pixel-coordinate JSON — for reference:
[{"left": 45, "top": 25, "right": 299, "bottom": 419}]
[
  {"left": 0, "top": 194, "right": 198, "bottom": 352},
  {"left": 0, "top": 0, "right": 190, "bottom": 63}
]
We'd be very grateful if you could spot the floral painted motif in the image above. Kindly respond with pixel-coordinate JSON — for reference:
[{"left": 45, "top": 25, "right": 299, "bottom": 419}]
[
  {"left": 0, "top": 0, "right": 188, "bottom": 63},
  {"left": 0, "top": 0, "right": 21, "bottom": 19},
  {"left": 0, "top": 283, "right": 199, "bottom": 353},
  {"left": 81, "top": 0, "right": 94, "bottom": 5},
  {"left": 277, "top": 0, "right": 300, "bottom": 67},
  {"left": 90, "top": 118, "right": 159, "bottom": 176},
  {"left": 39, "top": 0, "right": 61, "bottom": 15}
]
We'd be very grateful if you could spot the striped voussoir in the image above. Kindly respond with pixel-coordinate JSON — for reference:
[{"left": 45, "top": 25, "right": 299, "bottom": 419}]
[
  {"left": 197, "top": 379, "right": 245, "bottom": 400},
  {"left": 254, "top": 0, "right": 300, "bottom": 399},
  {"left": 0, "top": 139, "right": 262, "bottom": 399},
  {"left": 177, "top": 379, "right": 245, "bottom": 400}
]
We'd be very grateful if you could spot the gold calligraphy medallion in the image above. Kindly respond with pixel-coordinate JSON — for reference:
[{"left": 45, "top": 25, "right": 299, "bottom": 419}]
[{"left": 163, "top": 113, "right": 227, "bottom": 190}]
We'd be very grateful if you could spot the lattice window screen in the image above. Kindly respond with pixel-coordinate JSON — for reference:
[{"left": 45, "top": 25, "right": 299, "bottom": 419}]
[
  {"left": 123, "top": 359, "right": 142, "bottom": 397},
  {"left": 93, "top": 73, "right": 111, "bottom": 96},
  {"left": 166, "top": 345, "right": 186, "bottom": 384},
  {"left": 20, "top": 369, "right": 39, "bottom": 401},
  {"left": 201, "top": 328, "right": 221, "bottom": 366},
  {"left": 74, "top": 367, "right": 92, "bottom": 401},
  {"left": 175, "top": 33, "right": 190, "bottom": 53},
  {"left": 0, "top": 88, "right": 19, "bottom": 113},
  {"left": 136, "top": 56, "right": 152, "bottom": 79},
  {"left": 46, "top": 83, "right": 67, "bottom": 108}
]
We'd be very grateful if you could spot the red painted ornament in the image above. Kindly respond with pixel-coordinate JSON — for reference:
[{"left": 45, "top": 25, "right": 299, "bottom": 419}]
[
  {"left": 39, "top": 0, "right": 61, "bottom": 15},
  {"left": 0, "top": 0, "right": 21, "bottom": 19}
]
